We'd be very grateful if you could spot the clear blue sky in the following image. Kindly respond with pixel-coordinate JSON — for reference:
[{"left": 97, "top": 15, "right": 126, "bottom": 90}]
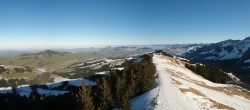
[{"left": 0, "top": 0, "right": 250, "bottom": 49}]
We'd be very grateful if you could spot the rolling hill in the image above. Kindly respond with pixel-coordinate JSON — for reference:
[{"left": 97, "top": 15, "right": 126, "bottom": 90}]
[{"left": 0, "top": 50, "right": 102, "bottom": 72}]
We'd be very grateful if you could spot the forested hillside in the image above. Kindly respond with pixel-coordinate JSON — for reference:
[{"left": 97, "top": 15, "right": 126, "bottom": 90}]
[
  {"left": 0, "top": 54, "right": 156, "bottom": 110},
  {"left": 185, "top": 64, "right": 230, "bottom": 84}
]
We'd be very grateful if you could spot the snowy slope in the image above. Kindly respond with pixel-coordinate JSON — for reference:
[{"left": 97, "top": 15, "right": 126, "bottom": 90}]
[
  {"left": 182, "top": 36, "right": 250, "bottom": 86},
  {"left": 184, "top": 36, "right": 250, "bottom": 61},
  {"left": 130, "top": 86, "right": 159, "bottom": 110},
  {"left": 0, "top": 78, "right": 96, "bottom": 97},
  {"left": 131, "top": 54, "right": 250, "bottom": 110}
]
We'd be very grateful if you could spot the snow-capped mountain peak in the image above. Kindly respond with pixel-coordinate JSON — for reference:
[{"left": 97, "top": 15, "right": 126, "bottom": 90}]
[{"left": 184, "top": 36, "right": 250, "bottom": 61}]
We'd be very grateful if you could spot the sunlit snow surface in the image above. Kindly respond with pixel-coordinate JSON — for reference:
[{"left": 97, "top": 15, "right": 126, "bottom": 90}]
[{"left": 131, "top": 54, "right": 250, "bottom": 110}]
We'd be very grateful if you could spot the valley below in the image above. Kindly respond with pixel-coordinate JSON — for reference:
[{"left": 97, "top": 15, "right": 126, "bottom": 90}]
[{"left": 0, "top": 45, "right": 250, "bottom": 110}]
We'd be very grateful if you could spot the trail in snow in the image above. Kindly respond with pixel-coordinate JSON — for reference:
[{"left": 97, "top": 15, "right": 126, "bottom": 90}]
[
  {"left": 131, "top": 54, "right": 250, "bottom": 110},
  {"left": 153, "top": 55, "right": 196, "bottom": 110}
]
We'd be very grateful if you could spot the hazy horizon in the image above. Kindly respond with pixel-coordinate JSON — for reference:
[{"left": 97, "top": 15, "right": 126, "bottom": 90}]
[
  {"left": 1, "top": 0, "right": 250, "bottom": 49},
  {"left": 0, "top": 44, "right": 194, "bottom": 50}
]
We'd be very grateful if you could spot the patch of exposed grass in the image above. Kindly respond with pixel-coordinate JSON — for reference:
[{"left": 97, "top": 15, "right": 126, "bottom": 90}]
[
  {"left": 172, "top": 78, "right": 183, "bottom": 85},
  {"left": 195, "top": 82, "right": 250, "bottom": 100},
  {"left": 1, "top": 72, "right": 36, "bottom": 79}
]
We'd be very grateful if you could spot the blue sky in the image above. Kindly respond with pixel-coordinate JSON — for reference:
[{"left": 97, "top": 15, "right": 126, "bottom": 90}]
[{"left": 0, "top": 0, "right": 250, "bottom": 49}]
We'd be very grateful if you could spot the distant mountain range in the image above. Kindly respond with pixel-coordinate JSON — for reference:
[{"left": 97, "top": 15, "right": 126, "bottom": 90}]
[
  {"left": 184, "top": 36, "right": 250, "bottom": 61},
  {"left": 0, "top": 45, "right": 158, "bottom": 57},
  {"left": 18, "top": 50, "right": 69, "bottom": 59},
  {"left": 183, "top": 36, "right": 250, "bottom": 84},
  {"left": 164, "top": 44, "right": 206, "bottom": 55},
  {"left": 0, "top": 47, "right": 154, "bottom": 73},
  {"left": 0, "top": 45, "right": 185, "bottom": 57}
]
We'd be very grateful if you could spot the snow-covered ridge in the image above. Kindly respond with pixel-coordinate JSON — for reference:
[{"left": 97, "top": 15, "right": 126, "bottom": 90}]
[
  {"left": 131, "top": 54, "right": 250, "bottom": 110},
  {"left": 184, "top": 36, "right": 250, "bottom": 61}
]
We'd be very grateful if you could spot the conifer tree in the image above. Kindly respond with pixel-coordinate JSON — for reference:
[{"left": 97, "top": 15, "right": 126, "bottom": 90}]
[
  {"left": 115, "top": 76, "right": 122, "bottom": 103},
  {"left": 120, "top": 89, "right": 131, "bottom": 110},
  {"left": 96, "top": 78, "right": 114, "bottom": 110},
  {"left": 80, "top": 82, "right": 95, "bottom": 110},
  {"left": 11, "top": 84, "right": 18, "bottom": 95}
]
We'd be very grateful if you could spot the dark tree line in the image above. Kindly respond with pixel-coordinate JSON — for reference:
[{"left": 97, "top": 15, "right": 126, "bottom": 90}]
[
  {"left": 185, "top": 64, "right": 231, "bottom": 83},
  {"left": 0, "top": 72, "right": 54, "bottom": 87},
  {"left": 0, "top": 79, "right": 28, "bottom": 87},
  {"left": 0, "top": 90, "right": 80, "bottom": 110},
  {"left": 0, "top": 66, "right": 6, "bottom": 74},
  {"left": 13, "top": 68, "right": 25, "bottom": 73}
]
